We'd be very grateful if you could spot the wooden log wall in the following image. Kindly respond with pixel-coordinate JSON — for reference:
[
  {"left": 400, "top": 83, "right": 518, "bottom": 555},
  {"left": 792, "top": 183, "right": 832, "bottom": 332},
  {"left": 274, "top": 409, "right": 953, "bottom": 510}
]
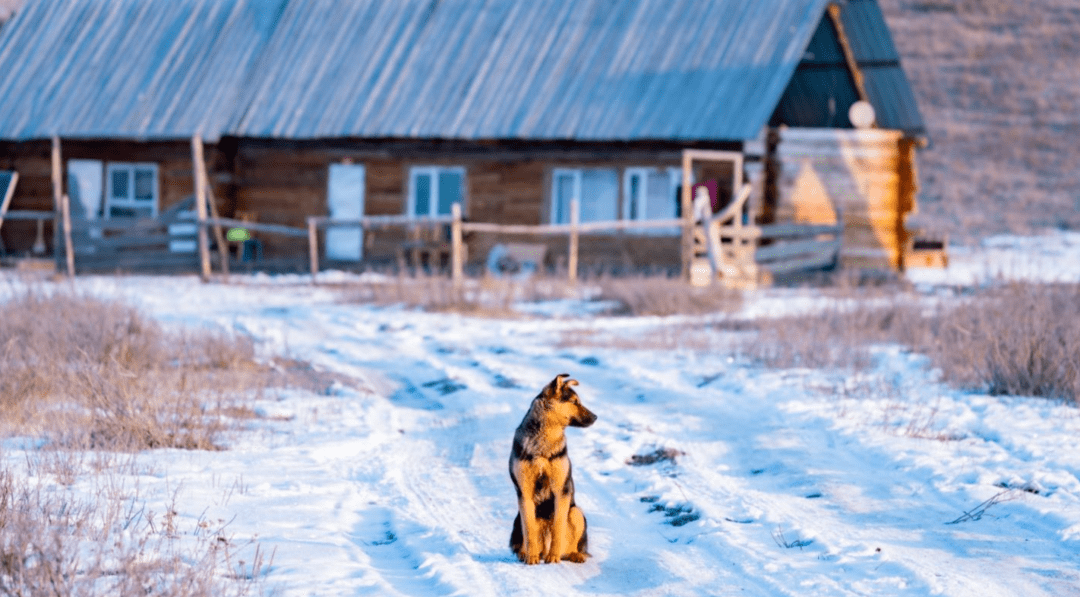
[
  {"left": 229, "top": 139, "right": 726, "bottom": 270},
  {"left": 771, "top": 128, "right": 914, "bottom": 270}
]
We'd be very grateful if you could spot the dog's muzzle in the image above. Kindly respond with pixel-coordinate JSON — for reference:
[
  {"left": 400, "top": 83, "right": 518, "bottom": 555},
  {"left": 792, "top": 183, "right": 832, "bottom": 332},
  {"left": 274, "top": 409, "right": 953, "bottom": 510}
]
[{"left": 571, "top": 408, "right": 598, "bottom": 428}]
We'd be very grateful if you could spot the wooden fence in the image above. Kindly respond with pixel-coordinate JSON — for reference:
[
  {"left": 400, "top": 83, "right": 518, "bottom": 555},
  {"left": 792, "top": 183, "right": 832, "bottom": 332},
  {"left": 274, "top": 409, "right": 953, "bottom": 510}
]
[{"left": 304, "top": 200, "right": 686, "bottom": 285}]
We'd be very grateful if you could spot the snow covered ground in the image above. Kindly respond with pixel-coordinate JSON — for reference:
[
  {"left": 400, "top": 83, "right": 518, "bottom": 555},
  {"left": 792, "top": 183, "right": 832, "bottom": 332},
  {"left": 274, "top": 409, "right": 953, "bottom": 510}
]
[{"left": 3, "top": 230, "right": 1080, "bottom": 596}]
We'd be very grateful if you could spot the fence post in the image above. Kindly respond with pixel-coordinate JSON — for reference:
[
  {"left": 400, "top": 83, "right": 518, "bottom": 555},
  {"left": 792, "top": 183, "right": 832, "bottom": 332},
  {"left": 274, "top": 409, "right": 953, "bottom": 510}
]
[
  {"left": 190, "top": 135, "right": 212, "bottom": 282},
  {"left": 451, "top": 203, "right": 463, "bottom": 287},
  {"left": 51, "top": 136, "right": 75, "bottom": 277},
  {"left": 568, "top": 198, "right": 579, "bottom": 283},
  {"left": 680, "top": 151, "right": 694, "bottom": 283},
  {"left": 308, "top": 217, "right": 319, "bottom": 284}
]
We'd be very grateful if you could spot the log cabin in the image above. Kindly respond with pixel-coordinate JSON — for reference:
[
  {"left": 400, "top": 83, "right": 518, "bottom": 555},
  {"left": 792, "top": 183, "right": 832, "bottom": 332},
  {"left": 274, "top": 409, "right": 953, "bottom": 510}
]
[{"left": 0, "top": 0, "right": 930, "bottom": 279}]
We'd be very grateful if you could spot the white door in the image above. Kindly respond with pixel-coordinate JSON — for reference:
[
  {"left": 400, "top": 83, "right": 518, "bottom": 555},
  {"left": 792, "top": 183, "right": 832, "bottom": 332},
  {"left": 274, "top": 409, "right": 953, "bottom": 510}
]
[
  {"left": 326, "top": 163, "right": 365, "bottom": 261},
  {"left": 67, "top": 159, "right": 104, "bottom": 240}
]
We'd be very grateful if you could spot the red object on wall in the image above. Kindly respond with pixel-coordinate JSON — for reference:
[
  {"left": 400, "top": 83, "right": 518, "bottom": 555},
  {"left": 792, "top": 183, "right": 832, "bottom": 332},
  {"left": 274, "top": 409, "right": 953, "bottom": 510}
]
[{"left": 692, "top": 179, "right": 720, "bottom": 213}]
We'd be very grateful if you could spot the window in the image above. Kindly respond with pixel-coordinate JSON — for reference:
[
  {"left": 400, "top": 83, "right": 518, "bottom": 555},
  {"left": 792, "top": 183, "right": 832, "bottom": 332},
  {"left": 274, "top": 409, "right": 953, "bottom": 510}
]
[
  {"left": 550, "top": 168, "right": 618, "bottom": 224},
  {"left": 105, "top": 162, "right": 158, "bottom": 218},
  {"left": 408, "top": 166, "right": 464, "bottom": 217},
  {"left": 623, "top": 167, "right": 681, "bottom": 234}
]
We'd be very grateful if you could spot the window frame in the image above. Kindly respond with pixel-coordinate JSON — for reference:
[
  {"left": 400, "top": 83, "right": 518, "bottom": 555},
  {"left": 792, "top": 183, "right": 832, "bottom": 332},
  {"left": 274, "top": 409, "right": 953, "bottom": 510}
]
[
  {"left": 549, "top": 167, "right": 622, "bottom": 225},
  {"left": 622, "top": 166, "right": 682, "bottom": 234},
  {"left": 104, "top": 162, "right": 159, "bottom": 219},
  {"left": 406, "top": 165, "right": 466, "bottom": 218},
  {"left": 550, "top": 168, "right": 582, "bottom": 224}
]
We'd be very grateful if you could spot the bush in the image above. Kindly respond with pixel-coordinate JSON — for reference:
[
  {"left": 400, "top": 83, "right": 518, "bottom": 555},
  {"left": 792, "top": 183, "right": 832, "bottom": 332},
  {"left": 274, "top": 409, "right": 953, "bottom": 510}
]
[
  {"left": 739, "top": 283, "right": 1080, "bottom": 403},
  {"left": 0, "top": 469, "right": 269, "bottom": 596},
  {"left": 0, "top": 290, "right": 263, "bottom": 451}
]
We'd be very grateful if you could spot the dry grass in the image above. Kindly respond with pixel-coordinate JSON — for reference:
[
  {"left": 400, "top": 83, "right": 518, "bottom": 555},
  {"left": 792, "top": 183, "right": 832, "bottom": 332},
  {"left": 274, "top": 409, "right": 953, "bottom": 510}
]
[
  {"left": 341, "top": 273, "right": 742, "bottom": 318},
  {"left": 0, "top": 289, "right": 290, "bottom": 595},
  {"left": 592, "top": 276, "right": 742, "bottom": 317},
  {"left": 340, "top": 273, "right": 574, "bottom": 316},
  {"left": 741, "top": 283, "right": 1080, "bottom": 403},
  {"left": 0, "top": 469, "right": 270, "bottom": 596},
  {"left": 0, "top": 290, "right": 270, "bottom": 451}
]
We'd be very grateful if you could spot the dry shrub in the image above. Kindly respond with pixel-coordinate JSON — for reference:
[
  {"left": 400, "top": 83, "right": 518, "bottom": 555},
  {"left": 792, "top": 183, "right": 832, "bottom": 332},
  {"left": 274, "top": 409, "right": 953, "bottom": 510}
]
[
  {"left": 737, "top": 295, "right": 926, "bottom": 370},
  {"left": 932, "top": 283, "right": 1080, "bottom": 401},
  {"left": 0, "top": 469, "right": 269, "bottom": 596},
  {"left": 342, "top": 273, "right": 584, "bottom": 316},
  {"left": 593, "top": 276, "right": 743, "bottom": 316},
  {"left": 742, "top": 283, "right": 1080, "bottom": 403},
  {"left": 0, "top": 290, "right": 265, "bottom": 451},
  {"left": 343, "top": 273, "right": 742, "bottom": 317}
]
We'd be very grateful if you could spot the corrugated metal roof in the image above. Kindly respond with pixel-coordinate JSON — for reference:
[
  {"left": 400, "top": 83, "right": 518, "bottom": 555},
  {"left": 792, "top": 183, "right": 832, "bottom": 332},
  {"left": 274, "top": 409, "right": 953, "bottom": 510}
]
[
  {"left": 0, "top": 0, "right": 924, "bottom": 143},
  {"left": 0, "top": 0, "right": 286, "bottom": 141},
  {"left": 234, "top": 0, "right": 831, "bottom": 141}
]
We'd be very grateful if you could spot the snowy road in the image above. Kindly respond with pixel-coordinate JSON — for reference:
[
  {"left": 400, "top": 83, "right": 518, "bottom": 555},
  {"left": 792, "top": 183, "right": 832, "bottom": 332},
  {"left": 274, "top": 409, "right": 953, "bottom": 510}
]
[
  {"left": 5, "top": 254, "right": 1080, "bottom": 595},
  {"left": 50, "top": 270, "right": 1077, "bottom": 596}
]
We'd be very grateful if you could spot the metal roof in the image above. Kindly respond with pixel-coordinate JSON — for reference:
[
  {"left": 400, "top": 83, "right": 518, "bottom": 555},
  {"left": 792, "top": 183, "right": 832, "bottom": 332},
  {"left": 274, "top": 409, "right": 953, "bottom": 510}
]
[
  {"left": 0, "top": 0, "right": 925, "bottom": 142},
  {"left": 838, "top": 0, "right": 926, "bottom": 136},
  {"left": 232, "top": 0, "right": 829, "bottom": 141},
  {"left": 0, "top": 0, "right": 285, "bottom": 141}
]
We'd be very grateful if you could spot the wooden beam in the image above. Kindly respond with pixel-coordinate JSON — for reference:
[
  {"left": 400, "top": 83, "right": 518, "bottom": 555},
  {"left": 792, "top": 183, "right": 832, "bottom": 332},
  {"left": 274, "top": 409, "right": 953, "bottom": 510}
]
[
  {"left": 204, "top": 178, "right": 230, "bottom": 280},
  {"left": 828, "top": 3, "right": 870, "bottom": 105},
  {"left": 568, "top": 198, "right": 579, "bottom": 283},
  {"left": 0, "top": 171, "right": 19, "bottom": 234},
  {"left": 450, "top": 203, "right": 463, "bottom": 287},
  {"left": 680, "top": 151, "right": 694, "bottom": 281},
  {"left": 307, "top": 217, "right": 319, "bottom": 284},
  {"left": 52, "top": 136, "right": 75, "bottom": 277},
  {"left": 190, "top": 135, "right": 212, "bottom": 281}
]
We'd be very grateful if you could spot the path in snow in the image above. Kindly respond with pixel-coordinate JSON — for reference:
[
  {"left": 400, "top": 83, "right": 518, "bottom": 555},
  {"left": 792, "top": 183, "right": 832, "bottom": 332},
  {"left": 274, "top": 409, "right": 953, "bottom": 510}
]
[{"left": 4, "top": 272, "right": 1080, "bottom": 596}]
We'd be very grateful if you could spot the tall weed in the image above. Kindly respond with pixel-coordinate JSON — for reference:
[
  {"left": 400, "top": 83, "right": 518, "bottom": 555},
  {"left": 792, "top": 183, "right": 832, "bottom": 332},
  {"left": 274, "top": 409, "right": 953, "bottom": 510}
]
[
  {"left": 0, "top": 290, "right": 263, "bottom": 450},
  {"left": 741, "top": 283, "right": 1080, "bottom": 403}
]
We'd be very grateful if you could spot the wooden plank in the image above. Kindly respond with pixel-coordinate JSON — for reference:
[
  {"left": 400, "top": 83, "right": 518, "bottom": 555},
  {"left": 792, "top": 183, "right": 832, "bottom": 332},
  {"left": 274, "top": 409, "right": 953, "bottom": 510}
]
[
  {"left": 720, "top": 223, "right": 842, "bottom": 241},
  {"left": 756, "top": 238, "right": 842, "bottom": 264},
  {"left": 74, "top": 251, "right": 201, "bottom": 270},
  {"left": 191, "top": 135, "right": 212, "bottom": 281},
  {"left": 217, "top": 217, "right": 328, "bottom": 238},
  {"left": 760, "top": 250, "right": 839, "bottom": 277},
  {"left": 74, "top": 234, "right": 190, "bottom": 252},
  {"left": 0, "top": 171, "right": 19, "bottom": 231},
  {"left": 308, "top": 217, "right": 320, "bottom": 283},
  {"left": 568, "top": 199, "right": 579, "bottom": 282},
  {"left": 451, "top": 203, "right": 463, "bottom": 286},
  {"left": 0, "top": 209, "right": 52, "bottom": 220},
  {"left": 205, "top": 181, "right": 230, "bottom": 279},
  {"left": 52, "top": 137, "right": 75, "bottom": 277}
]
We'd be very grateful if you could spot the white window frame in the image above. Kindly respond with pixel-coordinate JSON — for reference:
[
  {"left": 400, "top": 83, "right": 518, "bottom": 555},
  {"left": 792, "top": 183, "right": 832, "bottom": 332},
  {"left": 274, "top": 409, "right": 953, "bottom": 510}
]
[
  {"left": 105, "top": 162, "right": 159, "bottom": 218},
  {"left": 407, "top": 166, "right": 465, "bottom": 218},
  {"left": 550, "top": 168, "right": 582, "bottom": 224},
  {"left": 549, "top": 167, "right": 622, "bottom": 224},
  {"left": 622, "top": 166, "right": 682, "bottom": 234}
]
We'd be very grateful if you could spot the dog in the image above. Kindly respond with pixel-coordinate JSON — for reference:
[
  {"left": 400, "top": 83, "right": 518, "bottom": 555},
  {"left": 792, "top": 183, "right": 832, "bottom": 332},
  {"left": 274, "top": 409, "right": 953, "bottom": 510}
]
[{"left": 509, "top": 374, "right": 597, "bottom": 564}]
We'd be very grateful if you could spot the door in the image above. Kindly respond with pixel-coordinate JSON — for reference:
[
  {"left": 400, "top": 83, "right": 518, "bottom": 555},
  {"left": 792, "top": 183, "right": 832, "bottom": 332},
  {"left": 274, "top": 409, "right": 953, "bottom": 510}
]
[{"left": 326, "top": 163, "right": 365, "bottom": 261}]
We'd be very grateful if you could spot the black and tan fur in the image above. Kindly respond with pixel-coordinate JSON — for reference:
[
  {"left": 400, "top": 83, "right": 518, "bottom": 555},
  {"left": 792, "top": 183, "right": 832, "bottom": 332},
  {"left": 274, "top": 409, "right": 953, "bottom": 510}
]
[{"left": 509, "top": 374, "right": 597, "bottom": 564}]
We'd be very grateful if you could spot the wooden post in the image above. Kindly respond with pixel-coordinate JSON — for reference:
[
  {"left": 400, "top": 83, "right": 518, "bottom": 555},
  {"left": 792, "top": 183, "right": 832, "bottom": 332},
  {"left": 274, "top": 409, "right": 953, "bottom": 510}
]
[
  {"left": 0, "top": 171, "right": 19, "bottom": 232},
  {"left": 680, "top": 151, "right": 694, "bottom": 282},
  {"left": 308, "top": 216, "right": 320, "bottom": 284},
  {"left": 205, "top": 183, "right": 230, "bottom": 280},
  {"left": 190, "top": 135, "right": 212, "bottom": 281},
  {"left": 451, "top": 203, "right": 463, "bottom": 287},
  {"left": 568, "top": 198, "right": 579, "bottom": 283},
  {"left": 51, "top": 136, "right": 75, "bottom": 277}
]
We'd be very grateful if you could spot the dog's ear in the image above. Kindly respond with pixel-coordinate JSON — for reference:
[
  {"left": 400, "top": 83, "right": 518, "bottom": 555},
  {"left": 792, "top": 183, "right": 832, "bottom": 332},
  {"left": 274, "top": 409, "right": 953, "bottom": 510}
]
[
  {"left": 543, "top": 373, "right": 578, "bottom": 400},
  {"left": 543, "top": 373, "right": 573, "bottom": 399}
]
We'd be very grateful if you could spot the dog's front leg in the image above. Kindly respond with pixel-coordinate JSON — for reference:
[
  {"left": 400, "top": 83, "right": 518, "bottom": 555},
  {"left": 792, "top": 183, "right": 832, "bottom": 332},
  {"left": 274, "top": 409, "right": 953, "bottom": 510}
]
[
  {"left": 512, "top": 463, "right": 542, "bottom": 564},
  {"left": 546, "top": 472, "right": 571, "bottom": 563}
]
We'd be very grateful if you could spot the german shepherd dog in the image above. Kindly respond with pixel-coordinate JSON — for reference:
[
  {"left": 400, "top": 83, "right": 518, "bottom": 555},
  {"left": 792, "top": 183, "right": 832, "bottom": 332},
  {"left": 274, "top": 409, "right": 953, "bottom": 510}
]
[{"left": 509, "top": 374, "right": 597, "bottom": 564}]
